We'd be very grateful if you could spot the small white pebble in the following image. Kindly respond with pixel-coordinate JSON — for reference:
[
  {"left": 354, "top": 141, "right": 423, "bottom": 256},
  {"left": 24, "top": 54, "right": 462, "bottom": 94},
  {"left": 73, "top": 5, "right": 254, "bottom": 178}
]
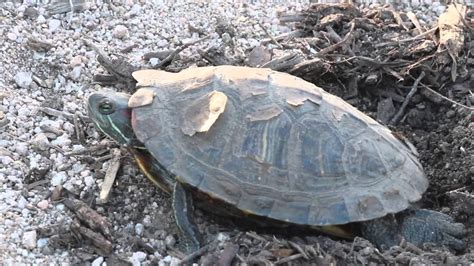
[
  {"left": 37, "top": 238, "right": 49, "bottom": 248},
  {"left": 17, "top": 196, "right": 28, "bottom": 209},
  {"left": 22, "top": 231, "right": 37, "bottom": 249},
  {"left": 216, "top": 232, "right": 229, "bottom": 242},
  {"left": 37, "top": 199, "right": 49, "bottom": 210},
  {"left": 49, "top": 19, "right": 61, "bottom": 33},
  {"left": 7, "top": 32, "right": 17, "bottom": 41},
  {"left": 113, "top": 25, "right": 129, "bottom": 39},
  {"left": 14, "top": 72, "right": 33, "bottom": 89},
  {"left": 135, "top": 223, "right": 144, "bottom": 236},
  {"left": 91, "top": 256, "right": 104, "bottom": 266},
  {"left": 165, "top": 235, "right": 176, "bottom": 247},
  {"left": 130, "top": 251, "right": 147, "bottom": 266}
]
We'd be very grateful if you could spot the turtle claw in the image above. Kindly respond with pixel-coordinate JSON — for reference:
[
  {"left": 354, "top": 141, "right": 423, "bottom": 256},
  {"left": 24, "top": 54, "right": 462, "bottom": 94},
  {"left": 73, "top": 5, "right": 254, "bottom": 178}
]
[
  {"left": 360, "top": 208, "right": 466, "bottom": 251},
  {"left": 398, "top": 209, "right": 466, "bottom": 251}
]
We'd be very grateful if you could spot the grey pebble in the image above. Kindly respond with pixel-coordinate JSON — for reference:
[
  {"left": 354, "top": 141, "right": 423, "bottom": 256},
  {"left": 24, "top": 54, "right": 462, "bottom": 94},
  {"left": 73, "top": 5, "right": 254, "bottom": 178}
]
[
  {"left": 37, "top": 238, "right": 48, "bottom": 248},
  {"left": 17, "top": 196, "right": 28, "bottom": 209},
  {"left": 15, "top": 142, "right": 28, "bottom": 156},
  {"left": 129, "top": 4, "right": 142, "bottom": 17},
  {"left": 84, "top": 175, "right": 95, "bottom": 187},
  {"left": 14, "top": 72, "right": 33, "bottom": 89},
  {"left": 113, "top": 25, "right": 129, "bottom": 39},
  {"left": 91, "top": 256, "right": 104, "bottom": 266},
  {"left": 0, "top": 155, "right": 13, "bottom": 165},
  {"left": 48, "top": 19, "right": 61, "bottom": 33},
  {"left": 22, "top": 231, "right": 37, "bottom": 249},
  {"left": 216, "top": 232, "right": 229, "bottom": 242},
  {"left": 51, "top": 171, "right": 67, "bottom": 186},
  {"left": 164, "top": 235, "right": 176, "bottom": 247},
  {"left": 149, "top": 58, "right": 160, "bottom": 67},
  {"left": 51, "top": 134, "right": 71, "bottom": 147},
  {"left": 69, "top": 66, "right": 82, "bottom": 81},
  {"left": 130, "top": 251, "right": 147, "bottom": 266},
  {"left": 7, "top": 32, "right": 17, "bottom": 41},
  {"left": 30, "top": 133, "right": 50, "bottom": 151},
  {"left": 142, "top": 215, "right": 152, "bottom": 227},
  {"left": 135, "top": 223, "right": 144, "bottom": 236},
  {"left": 37, "top": 15, "right": 46, "bottom": 24}
]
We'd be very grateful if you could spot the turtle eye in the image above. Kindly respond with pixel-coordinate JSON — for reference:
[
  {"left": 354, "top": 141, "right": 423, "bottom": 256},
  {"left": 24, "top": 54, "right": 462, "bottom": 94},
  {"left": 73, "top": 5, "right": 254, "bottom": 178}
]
[{"left": 98, "top": 99, "right": 115, "bottom": 114}]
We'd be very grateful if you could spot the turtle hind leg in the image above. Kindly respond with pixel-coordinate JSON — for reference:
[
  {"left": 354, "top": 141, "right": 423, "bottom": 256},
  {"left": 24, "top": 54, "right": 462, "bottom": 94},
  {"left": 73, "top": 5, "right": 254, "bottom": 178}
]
[
  {"left": 172, "top": 182, "right": 201, "bottom": 253},
  {"left": 359, "top": 208, "right": 466, "bottom": 251}
]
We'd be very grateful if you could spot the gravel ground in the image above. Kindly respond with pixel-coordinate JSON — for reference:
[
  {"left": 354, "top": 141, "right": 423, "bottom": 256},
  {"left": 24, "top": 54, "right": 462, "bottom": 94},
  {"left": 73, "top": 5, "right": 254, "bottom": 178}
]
[{"left": 0, "top": 1, "right": 472, "bottom": 265}]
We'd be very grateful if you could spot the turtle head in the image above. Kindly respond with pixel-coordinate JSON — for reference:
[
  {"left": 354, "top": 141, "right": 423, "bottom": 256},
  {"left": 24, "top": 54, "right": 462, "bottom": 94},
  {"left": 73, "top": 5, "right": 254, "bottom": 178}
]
[{"left": 87, "top": 91, "right": 141, "bottom": 147}]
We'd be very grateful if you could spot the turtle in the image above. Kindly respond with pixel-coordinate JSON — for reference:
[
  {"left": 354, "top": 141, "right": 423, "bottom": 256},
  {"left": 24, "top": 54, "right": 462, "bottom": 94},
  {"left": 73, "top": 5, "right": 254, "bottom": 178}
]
[{"left": 87, "top": 66, "right": 465, "bottom": 253}]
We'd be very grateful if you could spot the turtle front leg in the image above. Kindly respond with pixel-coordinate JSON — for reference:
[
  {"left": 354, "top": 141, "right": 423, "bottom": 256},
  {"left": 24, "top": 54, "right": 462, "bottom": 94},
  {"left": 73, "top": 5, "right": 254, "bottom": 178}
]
[
  {"left": 172, "top": 182, "right": 201, "bottom": 253},
  {"left": 359, "top": 208, "right": 466, "bottom": 251}
]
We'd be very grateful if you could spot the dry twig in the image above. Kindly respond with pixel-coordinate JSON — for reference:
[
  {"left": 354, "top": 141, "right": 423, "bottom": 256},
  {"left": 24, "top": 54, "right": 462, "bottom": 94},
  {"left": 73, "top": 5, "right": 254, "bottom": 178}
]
[
  {"left": 258, "top": 21, "right": 283, "bottom": 49},
  {"left": 288, "top": 241, "right": 309, "bottom": 260},
  {"left": 419, "top": 83, "right": 474, "bottom": 110},
  {"left": 177, "top": 241, "right": 216, "bottom": 265},
  {"left": 390, "top": 71, "right": 426, "bottom": 125},
  {"left": 275, "top": 254, "right": 304, "bottom": 264},
  {"left": 260, "top": 30, "right": 305, "bottom": 45},
  {"left": 153, "top": 35, "right": 210, "bottom": 69},
  {"left": 315, "top": 21, "right": 355, "bottom": 57},
  {"left": 375, "top": 27, "right": 438, "bottom": 48}
]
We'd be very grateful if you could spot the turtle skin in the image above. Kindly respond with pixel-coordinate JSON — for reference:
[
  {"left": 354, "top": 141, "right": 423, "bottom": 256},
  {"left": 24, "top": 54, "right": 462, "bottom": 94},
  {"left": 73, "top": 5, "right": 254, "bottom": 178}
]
[{"left": 87, "top": 66, "right": 465, "bottom": 253}]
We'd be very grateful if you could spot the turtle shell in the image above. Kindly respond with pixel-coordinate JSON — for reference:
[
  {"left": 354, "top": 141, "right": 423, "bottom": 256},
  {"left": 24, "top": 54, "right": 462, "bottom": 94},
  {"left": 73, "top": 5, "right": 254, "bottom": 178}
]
[{"left": 129, "top": 66, "right": 428, "bottom": 226}]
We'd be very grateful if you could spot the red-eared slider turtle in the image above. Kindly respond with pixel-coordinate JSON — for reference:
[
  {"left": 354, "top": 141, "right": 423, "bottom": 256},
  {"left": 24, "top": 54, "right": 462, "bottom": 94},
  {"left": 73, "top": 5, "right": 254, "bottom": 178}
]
[{"left": 87, "top": 66, "right": 465, "bottom": 253}]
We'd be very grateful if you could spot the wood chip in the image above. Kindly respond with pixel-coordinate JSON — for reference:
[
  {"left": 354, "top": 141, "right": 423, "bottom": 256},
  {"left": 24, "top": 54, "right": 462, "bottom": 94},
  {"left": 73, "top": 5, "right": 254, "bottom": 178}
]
[
  {"left": 99, "top": 149, "right": 121, "bottom": 203},
  {"left": 64, "top": 198, "right": 113, "bottom": 239},
  {"left": 71, "top": 220, "right": 113, "bottom": 255},
  {"left": 218, "top": 243, "right": 239, "bottom": 265},
  {"left": 406, "top": 11, "right": 424, "bottom": 34},
  {"left": 438, "top": 4, "right": 467, "bottom": 56}
]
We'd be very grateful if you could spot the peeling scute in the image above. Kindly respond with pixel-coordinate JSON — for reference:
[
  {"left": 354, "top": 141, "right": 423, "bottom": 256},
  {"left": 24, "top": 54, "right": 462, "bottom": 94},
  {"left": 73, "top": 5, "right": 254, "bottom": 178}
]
[
  {"left": 279, "top": 86, "right": 322, "bottom": 106},
  {"left": 331, "top": 108, "right": 347, "bottom": 122},
  {"left": 129, "top": 88, "right": 155, "bottom": 108},
  {"left": 215, "top": 66, "right": 272, "bottom": 83},
  {"left": 323, "top": 93, "right": 378, "bottom": 125},
  {"left": 286, "top": 95, "right": 320, "bottom": 106},
  {"left": 270, "top": 72, "right": 323, "bottom": 106},
  {"left": 133, "top": 67, "right": 215, "bottom": 88},
  {"left": 279, "top": 87, "right": 322, "bottom": 107},
  {"left": 246, "top": 105, "right": 283, "bottom": 122},
  {"left": 181, "top": 79, "right": 214, "bottom": 93},
  {"left": 132, "top": 70, "right": 172, "bottom": 87},
  {"left": 181, "top": 90, "right": 228, "bottom": 136}
]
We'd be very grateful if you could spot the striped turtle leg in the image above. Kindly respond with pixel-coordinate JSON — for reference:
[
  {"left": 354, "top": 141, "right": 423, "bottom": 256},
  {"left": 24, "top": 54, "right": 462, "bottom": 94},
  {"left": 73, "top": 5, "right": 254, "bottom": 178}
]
[{"left": 172, "top": 182, "right": 201, "bottom": 253}]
